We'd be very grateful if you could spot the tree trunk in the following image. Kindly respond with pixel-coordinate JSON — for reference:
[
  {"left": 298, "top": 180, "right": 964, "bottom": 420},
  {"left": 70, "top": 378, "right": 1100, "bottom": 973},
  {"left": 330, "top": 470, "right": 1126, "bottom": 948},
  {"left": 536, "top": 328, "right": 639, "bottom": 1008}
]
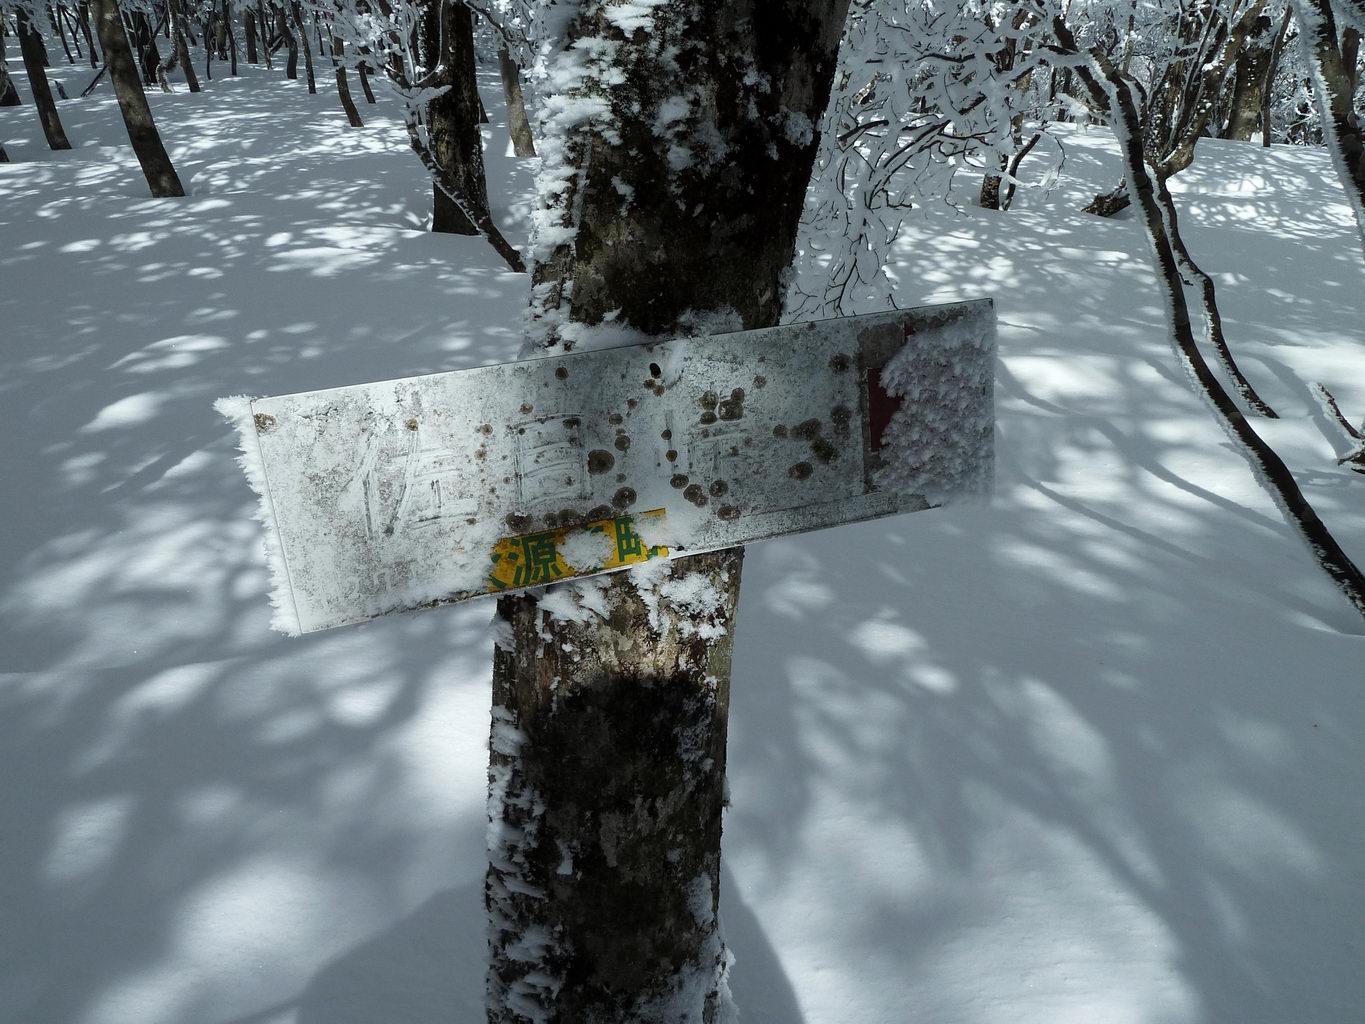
[
  {"left": 1091, "top": 57, "right": 1365, "bottom": 622},
  {"left": 171, "top": 0, "right": 201, "bottom": 92},
  {"left": 16, "top": 8, "right": 72, "bottom": 150},
  {"left": 257, "top": 0, "right": 273, "bottom": 69},
  {"left": 290, "top": 1, "right": 314, "bottom": 93},
  {"left": 90, "top": 0, "right": 185, "bottom": 197},
  {"left": 277, "top": 8, "right": 297, "bottom": 79},
  {"left": 77, "top": 3, "right": 100, "bottom": 66},
  {"left": 1261, "top": 5, "right": 1294, "bottom": 144},
  {"left": 223, "top": 0, "right": 238, "bottom": 75},
  {"left": 129, "top": 10, "right": 162, "bottom": 86},
  {"left": 50, "top": 4, "right": 76, "bottom": 64},
  {"left": 357, "top": 58, "right": 374, "bottom": 102},
  {"left": 423, "top": 0, "right": 485, "bottom": 234},
  {"left": 332, "top": 34, "right": 362, "bottom": 127},
  {"left": 487, "top": 3, "right": 851, "bottom": 1021},
  {"left": 1291, "top": 0, "right": 1365, "bottom": 253},
  {"left": 1, "top": 51, "right": 22, "bottom": 106},
  {"left": 497, "top": 43, "right": 535, "bottom": 157},
  {"left": 1224, "top": 16, "right": 1272, "bottom": 139},
  {"left": 244, "top": 8, "right": 258, "bottom": 62}
]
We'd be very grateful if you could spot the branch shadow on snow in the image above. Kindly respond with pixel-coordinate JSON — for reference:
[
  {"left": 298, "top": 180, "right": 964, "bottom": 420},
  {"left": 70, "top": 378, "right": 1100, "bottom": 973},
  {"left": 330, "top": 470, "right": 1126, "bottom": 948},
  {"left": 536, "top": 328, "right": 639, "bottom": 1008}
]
[{"left": 1, "top": 53, "right": 1363, "bottom": 1024}]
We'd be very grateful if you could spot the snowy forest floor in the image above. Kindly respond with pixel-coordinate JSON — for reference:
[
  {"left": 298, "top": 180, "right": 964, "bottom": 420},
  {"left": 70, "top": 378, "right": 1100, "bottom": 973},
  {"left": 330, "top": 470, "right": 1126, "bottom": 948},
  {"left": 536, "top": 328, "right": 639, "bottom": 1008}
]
[{"left": 2, "top": 50, "right": 1364, "bottom": 1024}]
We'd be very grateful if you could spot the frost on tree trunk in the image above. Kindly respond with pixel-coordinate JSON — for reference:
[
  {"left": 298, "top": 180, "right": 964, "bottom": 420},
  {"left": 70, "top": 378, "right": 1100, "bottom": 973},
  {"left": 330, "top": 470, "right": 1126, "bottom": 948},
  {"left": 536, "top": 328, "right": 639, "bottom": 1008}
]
[
  {"left": 90, "top": 0, "right": 185, "bottom": 197},
  {"left": 1292, "top": 0, "right": 1365, "bottom": 252},
  {"left": 486, "top": 2, "right": 850, "bottom": 1022},
  {"left": 422, "top": 0, "right": 486, "bottom": 234}
]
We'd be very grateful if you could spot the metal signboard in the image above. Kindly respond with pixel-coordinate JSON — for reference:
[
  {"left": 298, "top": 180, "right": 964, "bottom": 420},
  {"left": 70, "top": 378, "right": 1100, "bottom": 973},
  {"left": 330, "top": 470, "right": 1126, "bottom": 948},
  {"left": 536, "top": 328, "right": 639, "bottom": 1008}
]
[{"left": 218, "top": 300, "right": 995, "bottom": 634}]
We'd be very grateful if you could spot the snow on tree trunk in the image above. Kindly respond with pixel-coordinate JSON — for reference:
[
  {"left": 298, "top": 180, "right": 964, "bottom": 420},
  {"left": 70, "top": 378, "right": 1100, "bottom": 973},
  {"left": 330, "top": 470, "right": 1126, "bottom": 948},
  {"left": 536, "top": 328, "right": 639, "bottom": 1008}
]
[
  {"left": 16, "top": 8, "right": 72, "bottom": 150},
  {"left": 90, "top": 0, "right": 185, "bottom": 198},
  {"left": 497, "top": 41, "right": 535, "bottom": 158},
  {"left": 423, "top": 0, "right": 486, "bottom": 235},
  {"left": 486, "top": 2, "right": 851, "bottom": 1022},
  {"left": 1291, "top": 0, "right": 1365, "bottom": 253}
]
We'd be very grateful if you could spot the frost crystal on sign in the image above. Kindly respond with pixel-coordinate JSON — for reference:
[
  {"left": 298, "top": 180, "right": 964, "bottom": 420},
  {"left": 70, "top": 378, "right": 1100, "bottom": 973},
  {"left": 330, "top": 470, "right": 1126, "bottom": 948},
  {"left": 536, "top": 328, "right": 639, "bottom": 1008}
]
[{"left": 873, "top": 316, "right": 995, "bottom": 505}]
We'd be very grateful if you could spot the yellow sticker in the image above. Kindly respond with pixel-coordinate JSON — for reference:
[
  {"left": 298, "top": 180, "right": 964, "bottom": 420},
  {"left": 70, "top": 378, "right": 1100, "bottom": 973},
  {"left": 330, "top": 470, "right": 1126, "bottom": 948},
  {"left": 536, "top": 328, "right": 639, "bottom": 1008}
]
[{"left": 484, "top": 509, "right": 669, "bottom": 592}]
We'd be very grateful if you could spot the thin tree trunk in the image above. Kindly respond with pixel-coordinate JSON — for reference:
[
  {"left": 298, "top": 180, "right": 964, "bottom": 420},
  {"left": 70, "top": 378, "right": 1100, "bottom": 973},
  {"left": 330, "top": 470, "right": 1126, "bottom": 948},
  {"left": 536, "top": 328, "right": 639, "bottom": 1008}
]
[
  {"left": 496, "top": 42, "right": 535, "bottom": 157},
  {"left": 1291, "top": 0, "right": 1365, "bottom": 252},
  {"left": 223, "top": 0, "right": 237, "bottom": 75},
  {"left": 1261, "top": 5, "right": 1294, "bottom": 144},
  {"left": 257, "top": 0, "right": 272, "bottom": 69},
  {"left": 60, "top": 6, "right": 84, "bottom": 62},
  {"left": 244, "top": 8, "right": 258, "bottom": 62},
  {"left": 331, "top": 33, "right": 362, "bottom": 127},
  {"left": 488, "top": 2, "right": 852, "bottom": 1021},
  {"left": 171, "top": 0, "right": 200, "bottom": 92},
  {"left": 16, "top": 8, "right": 72, "bottom": 150},
  {"left": 277, "top": 7, "right": 297, "bottom": 79},
  {"left": 289, "top": 1, "right": 312, "bottom": 92},
  {"left": 77, "top": 3, "right": 99, "bottom": 66},
  {"left": 1094, "top": 58, "right": 1365, "bottom": 621},
  {"left": 90, "top": 0, "right": 185, "bottom": 197},
  {"left": 423, "top": 0, "right": 484, "bottom": 234},
  {"left": 50, "top": 4, "right": 76, "bottom": 64},
  {"left": 357, "top": 57, "right": 374, "bottom": 102}
]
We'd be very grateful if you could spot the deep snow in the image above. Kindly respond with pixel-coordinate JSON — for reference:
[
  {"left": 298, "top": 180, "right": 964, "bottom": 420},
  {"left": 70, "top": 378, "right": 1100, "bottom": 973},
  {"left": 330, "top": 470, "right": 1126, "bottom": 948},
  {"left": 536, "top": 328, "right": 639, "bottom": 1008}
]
[{"left": 2, "top": 46, "right": 1364, "bottom": 1024}]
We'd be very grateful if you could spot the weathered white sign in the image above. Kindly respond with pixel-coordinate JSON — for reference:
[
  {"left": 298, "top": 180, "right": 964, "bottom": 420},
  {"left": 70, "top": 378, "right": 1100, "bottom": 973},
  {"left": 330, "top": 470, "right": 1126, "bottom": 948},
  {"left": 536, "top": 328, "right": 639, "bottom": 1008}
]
[{"left": 217, "top": 301, "right": 995, "bottom": 634}]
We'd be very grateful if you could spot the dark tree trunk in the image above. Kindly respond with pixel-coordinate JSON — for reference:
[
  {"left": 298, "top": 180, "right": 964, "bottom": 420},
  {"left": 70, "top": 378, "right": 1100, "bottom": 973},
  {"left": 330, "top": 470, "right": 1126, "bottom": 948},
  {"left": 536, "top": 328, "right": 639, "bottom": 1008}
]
[
  {"left": 90, "top": 0, "right": 185, "bottom": 197},
  {"left": 331, "top": 34, "right": 362, "bottom": 127},
  {"left": 51, "top": 4, "right": 76, "bottom": 63},
  {"left": 129, "top": 11, "right": 162, "bottom": 86},
  {"left": 244, "top": 8, "right": 258, "bottom": 62},
  {"left": 1224, "top": 15, "right": 1272, "bottom": 139},
  {"left": 16, "top": 8, "right": 72, "bottom": 150},
  {"left": 1, "top": 51, "right": 22, "bottom": 106},
  {"left": 290, "top": 1, "right": 313, "bottom": 92},
  {"left": 60, "top": 6, "right": 84, "bottom": 63},
  {"left": 77, "top": 3, "right": 100, "bottom": 66},
  {"left": 223, "top": 1, "right": 237, "bottom": 75},
  {"left": 497, "top": 42, "right": 534, "bottom": 157},
  {"left": 278, "top": 8, "right": 297, "bottom": 79},
  {"left": 357, "top": 57, "right": 374, "bottom": 102},
  {"left": 423, "top": 0, "right": 485, "bottom": 234},
  {"left": 1262, "top": 5, "right": 1294, "bottom": 145},
  {"left": 257, "top": 0, "right": 273, "bottom": 69},
  {"left": 1292, "top": 0, "right": 1365, "bottom": 252},
  {"left": 1081, "top": 52, "right": 1365, "bottom": 622},
  {"left": 171, "top": 0, "right": 201, "bottom": 92},
  {"left": 487, "top": 3, "right": 852, "bottom": 1022}
]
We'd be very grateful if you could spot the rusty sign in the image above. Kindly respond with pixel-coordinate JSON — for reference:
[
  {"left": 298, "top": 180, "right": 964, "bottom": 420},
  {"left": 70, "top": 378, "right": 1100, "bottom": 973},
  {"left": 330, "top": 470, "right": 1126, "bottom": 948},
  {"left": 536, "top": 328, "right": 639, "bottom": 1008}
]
[{"left": 218, "top": 301, "right": 995, "bottom": 634}]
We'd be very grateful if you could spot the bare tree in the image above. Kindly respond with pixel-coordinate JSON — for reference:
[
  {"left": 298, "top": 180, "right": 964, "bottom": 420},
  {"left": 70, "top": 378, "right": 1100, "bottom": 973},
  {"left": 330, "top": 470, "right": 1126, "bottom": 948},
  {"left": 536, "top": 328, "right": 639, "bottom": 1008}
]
[
  {"left": 89, "top": 0, "right": 185, "bottom": 197},
  {"left": 16, "top": 7, "right": 72, "bottom": 149}
]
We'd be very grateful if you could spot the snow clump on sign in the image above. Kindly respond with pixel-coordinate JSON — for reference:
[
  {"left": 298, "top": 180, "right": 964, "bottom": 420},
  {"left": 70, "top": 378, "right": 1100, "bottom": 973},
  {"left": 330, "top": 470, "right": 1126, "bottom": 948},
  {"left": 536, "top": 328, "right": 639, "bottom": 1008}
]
[{"left": 873, "top": 313, "right": 995, "bottom": 505}]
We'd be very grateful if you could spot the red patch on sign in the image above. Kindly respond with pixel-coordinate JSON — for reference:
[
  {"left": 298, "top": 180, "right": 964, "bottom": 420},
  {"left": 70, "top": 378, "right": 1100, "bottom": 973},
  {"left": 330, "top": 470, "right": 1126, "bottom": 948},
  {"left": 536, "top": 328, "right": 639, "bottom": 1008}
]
[{"left": 866, "top": 366, "right": 902, "bottom": 453}]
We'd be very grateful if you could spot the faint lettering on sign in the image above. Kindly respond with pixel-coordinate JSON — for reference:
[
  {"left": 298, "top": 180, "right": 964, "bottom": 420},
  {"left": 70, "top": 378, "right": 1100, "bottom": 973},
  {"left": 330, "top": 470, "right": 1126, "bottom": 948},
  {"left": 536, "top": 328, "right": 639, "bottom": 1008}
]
[
  {"left": 351, "top": 427, "right": 476, "bottom": 540},
  {"left": 514, "top": 415, "right": 587, "bottom": 508}
]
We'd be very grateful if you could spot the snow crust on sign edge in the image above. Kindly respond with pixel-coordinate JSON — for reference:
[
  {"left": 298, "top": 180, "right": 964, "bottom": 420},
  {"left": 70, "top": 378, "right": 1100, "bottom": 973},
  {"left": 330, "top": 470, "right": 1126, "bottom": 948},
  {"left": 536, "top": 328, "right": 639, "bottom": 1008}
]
[{"left": 213, "top": 395, "right": 304, "bottom": 636}]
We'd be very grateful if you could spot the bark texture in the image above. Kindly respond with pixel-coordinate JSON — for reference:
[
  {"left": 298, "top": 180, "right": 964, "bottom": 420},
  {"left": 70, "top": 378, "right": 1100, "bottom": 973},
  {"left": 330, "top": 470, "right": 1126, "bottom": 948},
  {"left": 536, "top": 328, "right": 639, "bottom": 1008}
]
[
  {"left": 332, "top": 35, "right": 363, "bottom": 127},
  {"left": 90, "top": 0, "right": 185, "bottom": 197},
  {"left": 497, "top": 42, "right": 535, "bottom": 157},
  {"left": 488, "top": 2, "right": 851, "bottom": 1022},
  {"left": 17, "top": 8, "right": 72, "bottom": 150},
  {"left": 422, "top": 0, "right": 486, "bottom": 234}
]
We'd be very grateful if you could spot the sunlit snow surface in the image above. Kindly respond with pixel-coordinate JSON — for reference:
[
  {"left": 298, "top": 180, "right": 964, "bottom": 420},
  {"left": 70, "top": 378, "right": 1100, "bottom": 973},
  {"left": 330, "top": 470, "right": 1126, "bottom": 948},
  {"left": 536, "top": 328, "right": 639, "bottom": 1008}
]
[{"left": 2, "top": 49, "right": 1364, "bottom": 1024}]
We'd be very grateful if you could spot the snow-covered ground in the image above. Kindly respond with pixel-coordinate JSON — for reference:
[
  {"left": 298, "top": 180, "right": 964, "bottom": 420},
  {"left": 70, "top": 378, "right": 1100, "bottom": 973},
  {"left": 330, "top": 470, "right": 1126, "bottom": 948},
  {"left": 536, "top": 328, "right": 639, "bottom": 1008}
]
[{"left": 3, "top": 52, "right": 1363, "bottom": 1024}]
